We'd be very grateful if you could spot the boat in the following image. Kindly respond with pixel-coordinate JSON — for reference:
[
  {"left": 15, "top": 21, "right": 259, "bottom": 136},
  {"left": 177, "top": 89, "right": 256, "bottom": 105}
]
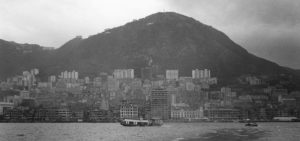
[
  {"left": 120, "top": 118, "right": 163, "bottom": 126},
  {"left": 245, "top": 121, "right": 258, "bottom": 127},
  {"left": 245, "top": 122, "right": 258, "bottom": 126},
  {"left": 244, "top": 119, "right": 258, "bottom": 127}
]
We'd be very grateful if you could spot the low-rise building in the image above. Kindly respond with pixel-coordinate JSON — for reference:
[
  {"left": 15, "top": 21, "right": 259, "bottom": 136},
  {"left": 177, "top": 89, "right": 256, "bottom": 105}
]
[
  {"left": 0, "top": 102, "right": 14, "bottom": 115},
  {"left": 171, "top": 107, "right": 204, "bottom": 120},
  {"left": 56, "top": 108, "right": 71, "bottom": 121},
  {"left": 204, "top": 108, "right": 240, "bottom": 121},
  {"left": 120, "top": 103, "right": 138, "bottom": 119}
]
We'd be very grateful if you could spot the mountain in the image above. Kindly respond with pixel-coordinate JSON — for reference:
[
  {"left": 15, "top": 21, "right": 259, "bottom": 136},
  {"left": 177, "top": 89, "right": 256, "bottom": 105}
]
[
  {"left": 0, "top": 39, "right": 55, "bottom": 80},
  {"left": 0, "top": 12, "right": 299, "bottom": 84},
  {"left": 49, "top": 12, "right": 287, "bottom": 77}
]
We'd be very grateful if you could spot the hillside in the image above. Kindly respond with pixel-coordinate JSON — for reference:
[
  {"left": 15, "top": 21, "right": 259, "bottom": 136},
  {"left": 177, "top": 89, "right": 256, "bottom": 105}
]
[
  {"left": 0, "top": 39, "right": 54, "bottom": 80},
  {"left": 0, "top": 12, "right": 298, "bottom": 83},
  {"left": 50, "top": 12, "right": 286, "bottom": 78}
]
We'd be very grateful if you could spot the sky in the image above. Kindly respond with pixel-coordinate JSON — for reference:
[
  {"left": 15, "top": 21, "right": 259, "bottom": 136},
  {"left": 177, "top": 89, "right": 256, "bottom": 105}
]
[{"left": 0, "top": 0, "right": 299, "bottom": 69}]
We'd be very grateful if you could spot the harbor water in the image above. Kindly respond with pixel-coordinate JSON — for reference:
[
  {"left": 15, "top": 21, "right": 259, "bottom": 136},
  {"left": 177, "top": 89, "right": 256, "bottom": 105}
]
[{"left": 0, "top": 122, "right": 299, "bottom": 141}]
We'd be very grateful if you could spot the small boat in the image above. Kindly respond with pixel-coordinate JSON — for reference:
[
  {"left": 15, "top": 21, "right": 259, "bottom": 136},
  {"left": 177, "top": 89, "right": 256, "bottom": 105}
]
[
  {"left": 120, "top": 118, "right": 163, "bottom": 127},
  {"left": 245, "top": 122, "right": 258, "bottom": 127},
  {"left": 243, "top": 118, "right": 258, "bottom": 127}
]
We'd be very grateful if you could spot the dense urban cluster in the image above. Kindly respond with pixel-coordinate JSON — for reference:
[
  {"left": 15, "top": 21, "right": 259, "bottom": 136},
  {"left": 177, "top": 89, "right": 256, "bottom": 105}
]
[{"left": 0, "top": 67, "right": 300, "bottom": 122}]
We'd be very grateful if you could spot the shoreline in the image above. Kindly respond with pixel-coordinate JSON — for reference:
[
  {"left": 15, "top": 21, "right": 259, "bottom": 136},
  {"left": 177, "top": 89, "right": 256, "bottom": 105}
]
[{"left": 0, "top": 120, "right": 299, "bottom": 123}]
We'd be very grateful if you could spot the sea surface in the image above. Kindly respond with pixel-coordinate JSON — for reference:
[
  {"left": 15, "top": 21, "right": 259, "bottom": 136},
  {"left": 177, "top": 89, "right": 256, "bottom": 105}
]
[{"left": 0, "top": 122, "right": 300, "bottom": 141}]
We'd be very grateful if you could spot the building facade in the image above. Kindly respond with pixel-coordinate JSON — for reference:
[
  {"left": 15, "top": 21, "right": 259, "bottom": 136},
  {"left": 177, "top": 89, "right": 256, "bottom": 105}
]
[
  {"left": 113, "top": 69, "right": 134, "bottom": 79},
  {"left": 150, "top": 88, "right": 171, "bottom": 120},
  {"left": 171, "top": 108, "right": 204, "bottom": 120},
  {"left": 120, "top": 104, "right": 138, "bottom": 119},
  {"left": 166, "top": 70, "right": 179, "bottom": 80}
]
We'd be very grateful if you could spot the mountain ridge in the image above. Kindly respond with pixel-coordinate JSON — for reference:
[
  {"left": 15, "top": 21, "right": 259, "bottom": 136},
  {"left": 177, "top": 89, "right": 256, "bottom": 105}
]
[{"left": 0, "top": 12, "right": 298, "bottom": 84}]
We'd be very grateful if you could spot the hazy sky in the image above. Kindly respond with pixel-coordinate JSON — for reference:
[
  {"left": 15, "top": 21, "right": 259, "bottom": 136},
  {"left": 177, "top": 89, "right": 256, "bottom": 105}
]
[{"left": 0, "top": 0, "right": 299, "bottom": 69}]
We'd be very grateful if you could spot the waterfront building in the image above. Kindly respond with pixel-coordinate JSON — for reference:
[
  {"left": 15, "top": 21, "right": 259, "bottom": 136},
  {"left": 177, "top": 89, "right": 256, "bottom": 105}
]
[
  {"left": 150, "top": 88, "right": 171, "bottom": 120},
  {"left": 120, "top": 103, "right": 139, "bottom": 119},
  {"left": 0, "top": 102, "right": 14, "bottom": 115},
  {"left": 34, "top": 108, "right": 49, "bottom": 121},
  {"left": 204, "top": 108, "right": 240, "bottom": 121},
  {"left": 3, "top": 108, "right": 24, "bottom": 121},
  {"left": 56, "top": 108, "right": 71, "bottom": 121},
  {"left": 171, "top": 107, "right": 204, "bottom": 120},
  {"left": 87, "top": 109, "right": 109, "bottom": 122}
]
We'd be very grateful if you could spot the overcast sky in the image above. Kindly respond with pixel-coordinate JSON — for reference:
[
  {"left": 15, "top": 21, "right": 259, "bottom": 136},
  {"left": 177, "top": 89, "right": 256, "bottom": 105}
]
[{"left": 0, "top": 0, "right": 299, "bottom": 69}]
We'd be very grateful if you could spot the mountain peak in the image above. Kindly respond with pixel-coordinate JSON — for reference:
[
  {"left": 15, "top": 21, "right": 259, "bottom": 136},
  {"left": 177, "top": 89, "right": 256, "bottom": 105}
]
[
  {"left": 146, "top": 12, "right": 188, "bottom": 19},
  {"left": 141, "top": 12, "right": 202, "bottom": 25}
]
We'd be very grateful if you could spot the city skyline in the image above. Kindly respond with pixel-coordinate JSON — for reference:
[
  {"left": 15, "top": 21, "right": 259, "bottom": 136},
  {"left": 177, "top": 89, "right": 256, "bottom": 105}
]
[{"left": 1, "top": 1, "right": 300, "bottom": 140}]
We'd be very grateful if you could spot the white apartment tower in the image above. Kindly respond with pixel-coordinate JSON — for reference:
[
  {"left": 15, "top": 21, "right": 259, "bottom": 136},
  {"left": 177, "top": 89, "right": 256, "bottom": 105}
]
[
  {"left": 166, "top": 70, "right": 179, "bottom": 80},
  {"left": 192, "top": 69, "right": 211, "bottom": 79},
  {"left": 113, "top": 69, "right": 134, "bottom": 79}
]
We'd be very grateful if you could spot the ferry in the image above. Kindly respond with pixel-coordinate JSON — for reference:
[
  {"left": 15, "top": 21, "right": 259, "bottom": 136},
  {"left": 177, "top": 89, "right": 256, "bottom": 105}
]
[{"left": 120, "top": 118, "right": 163, "bottom": 126}]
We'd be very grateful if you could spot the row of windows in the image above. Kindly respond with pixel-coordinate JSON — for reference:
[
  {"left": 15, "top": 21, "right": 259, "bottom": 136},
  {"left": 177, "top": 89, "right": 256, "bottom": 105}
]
[
  {"left": 120, "top": 109, "right": 137, "bottom": 111},
  {"left": 120, "top": 112, "right": 138, "bottom": 114},
  {"left": 171, "top": 114, "right": 202, "bottom": 117}
]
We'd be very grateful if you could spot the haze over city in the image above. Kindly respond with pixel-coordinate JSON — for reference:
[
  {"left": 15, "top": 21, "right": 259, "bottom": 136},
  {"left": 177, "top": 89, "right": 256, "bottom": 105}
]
[{"left": 0, "top": 0, "right": 299, "bottom": 69}]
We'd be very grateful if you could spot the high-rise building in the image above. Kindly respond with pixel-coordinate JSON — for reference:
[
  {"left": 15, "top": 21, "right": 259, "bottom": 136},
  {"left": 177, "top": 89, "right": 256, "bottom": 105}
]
[
  {"left": 166, "top": 70, "right": 179, "bottom": 80},
  {"left": 204, "top": 69, "right": 210, "bottom": 78},
  {"left": 192, "top": 69, "right": 211, "bottom": 79},
  {"left": 113, "top": 69, "right": 134, "bottom": 79},
  {"left": 60, "top": 70, "right": 79, "bottom": 79},
  {"left": 150, "top": 88, "right": 171, "bottom": 120},
  {"left": 192, "top": 69, "right": 200, "bottom": 79}
]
